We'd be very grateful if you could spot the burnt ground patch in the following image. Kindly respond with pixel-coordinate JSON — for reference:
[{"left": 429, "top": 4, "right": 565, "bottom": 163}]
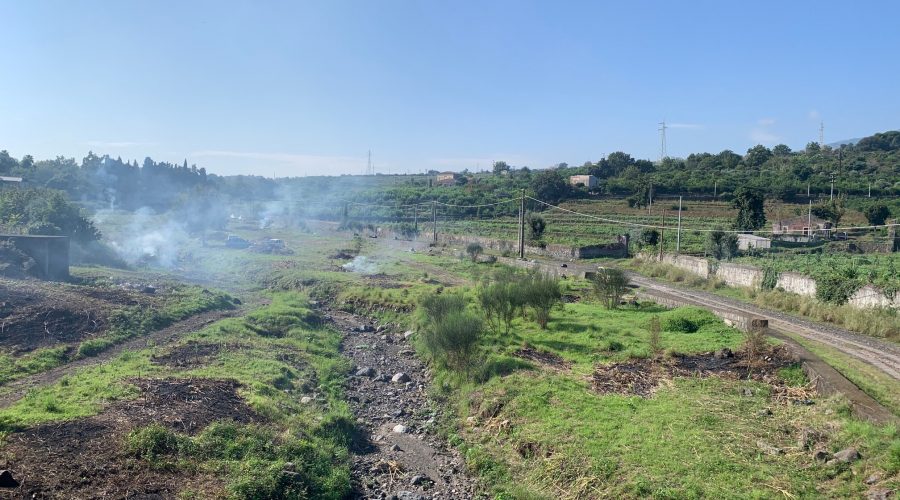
[
  {"left": 513, "top": 346, "right": 571, "bottom": 370},
  {"left": 0, "top": 378, "right": 262, "bottom": 499},
  {"left": 592, "top": 346, "right": 798, "bottom": 398},
  {"left": 150, "top": 341, "right": 225, "bottom": 369},
  {"left": 0, "top": 280, "right": 161, "bottom": 353}
]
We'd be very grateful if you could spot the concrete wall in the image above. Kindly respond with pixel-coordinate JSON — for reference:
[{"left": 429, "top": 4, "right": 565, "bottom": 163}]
[
  {"left": 0, "top": 235, "right": 70, "bottom": 280},
  {"left": 714, "top": 262, "right": 763, "bottom": 289},
  {"left": 775, "top": 272, "right": 817, "bottom": 297},
  {"left": 646, "top": 252, "right": 896, "bottom": 310},
  {"left": 436, "top": 233, "right": 628, "bottom": 260},
  {"left": 660, "top": 253, "right": 710, "bottom": 279},
  {"left": 848, "top": 285, "right": 900, "bottom": 309}
]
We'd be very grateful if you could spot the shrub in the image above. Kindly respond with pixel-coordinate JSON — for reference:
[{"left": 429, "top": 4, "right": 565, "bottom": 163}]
[
  {"left": 521, "top": 273, "right": 562, "bottom": 329},
  {"left": 661, "top": 307, "right": 718, "bottom": 333},
  {"left": 126, "top": 424, "right": 193, "bottom": 460},
  {"left": 815, "top": 271, "right": 862, "bottom": 305},
  {"left": 638, "top": 229, "right": 659, "bottom": 248},
  {"left": 526, "top": 212, "right": 546, "bottom": 241},
  {"left": 479, "top": 280, "right": 521, "bottom": 335},
  {"left": 863, "top": 203, "right": 891, "bottom": 226},
  {"left": 466, "top": 242, "right": 484, "bottom": 262},
  {"left": 590, "top": 268, "right": 630, "bottom": 309},
  {"left": 706, "top": 230, "right": 738, "bottom": 260},
  {"left": 418, "top": 293, "right": 484, "bottom": 374}
]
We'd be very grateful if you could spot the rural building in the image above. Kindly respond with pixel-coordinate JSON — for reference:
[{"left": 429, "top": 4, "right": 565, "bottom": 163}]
[
  {"left": 772, "top": 215, "right": 832, "bottom": 236},
  {"left": 435, "top": 172, "right": 457, "bottom": 186},
  {"left": 0, "top": 234, "right": 70, "bottom": 280},
  {"left": 737, "top": 233, "right": 771, "bottom": 251},
  {"left": 569, "top": 174, "right": 598, "bottom": 189},
  {"left": 0, "top": 176, "right": 23, "bottom": 188}
]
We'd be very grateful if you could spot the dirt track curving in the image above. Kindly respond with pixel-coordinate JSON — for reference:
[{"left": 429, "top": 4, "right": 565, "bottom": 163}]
[{"left": 0, "top": 308, "right": 239, "bottom": 409}]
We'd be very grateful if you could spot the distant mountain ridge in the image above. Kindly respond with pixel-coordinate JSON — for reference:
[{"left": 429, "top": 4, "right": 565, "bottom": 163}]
[{"left": 827, "top": 138, "right": 862, "bottom": 148}]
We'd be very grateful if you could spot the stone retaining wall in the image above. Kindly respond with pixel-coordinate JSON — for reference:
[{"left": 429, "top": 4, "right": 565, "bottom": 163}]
[
  {"left": 775, "top": 272, "right": 817, "bottom": 297},
  {"left": 436, "top": 233, "right": 628, "bottom": 260},
  {"left": 714, "top": 262, "right": 763, "bottom": 289}
]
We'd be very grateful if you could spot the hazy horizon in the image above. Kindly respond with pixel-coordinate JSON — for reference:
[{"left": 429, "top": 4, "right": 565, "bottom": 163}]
[{"left": 2, "top": 0, "right": 899, "bottom": 177}]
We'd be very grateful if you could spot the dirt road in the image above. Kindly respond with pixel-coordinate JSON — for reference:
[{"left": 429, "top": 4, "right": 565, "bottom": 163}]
[
  {"left": 0, "top": 308, "right": 239, "bottom": 409},
  {"left": 326, "top": 308, "right": 479, "bottom": 500}
]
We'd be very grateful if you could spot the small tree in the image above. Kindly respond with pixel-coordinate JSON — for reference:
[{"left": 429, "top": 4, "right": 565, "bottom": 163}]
[
  {"left": 638, "top": 229, "right": 660, "bottom": 249},
  {"left": 466, "top": 242, "right": 483, "bottom": 262},
  {"left": 590, "top": 267, "right": 630, "bottom": 309},
  {"left": 706, "top": 230, "right": 738, "bottom": 260},
  {"left": 863, "top": 203, "right": 891, "bottom": 226},
  {"left": 732, "top": 186, "right": 766, "bottom": 231},
  {"left": 526, "top": 212, "right": 546, "bottom": 241}
]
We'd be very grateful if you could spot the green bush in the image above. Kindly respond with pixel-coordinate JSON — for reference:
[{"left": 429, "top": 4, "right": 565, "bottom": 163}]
[
  {"left": 479, "top": 279, "right": 522, "bottom": 335},
  {"left": 521, "top": 273, "right": 562, "bottom": 329},
  {"left": 126, "top": 424, "right": 193, "bottom": 460},
  {"left": 466, "top": 242, "right": 484, "bottom": 262},
  {"left": 590, "top": 267, "right": 630, "bottom": 309},
  {"left": 660, "top": 307, "right": 718, "bottom": 333},
  {"left": 418, "top": 293, "right": 484, "bottom": 374}
]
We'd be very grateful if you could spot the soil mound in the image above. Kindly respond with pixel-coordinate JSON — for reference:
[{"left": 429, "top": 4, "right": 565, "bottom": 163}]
[
  {"left": 150, "top": 341, "right": 224, "bottom": 369},
  {"left": 0, "top": 378, "right": 260, "bottom": 499},
  {"left": 514, "top": 347, "right": 571, "bottom": 369}
]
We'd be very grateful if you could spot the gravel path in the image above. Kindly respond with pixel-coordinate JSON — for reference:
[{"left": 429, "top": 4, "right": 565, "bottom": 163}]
[{"left": 325, "top": 308, "right": 480, "bottom": 500}]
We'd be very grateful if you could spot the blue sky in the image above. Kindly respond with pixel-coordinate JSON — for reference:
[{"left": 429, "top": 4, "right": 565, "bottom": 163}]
[{"left": 1, "top": 1, "right": 898, "bottom": 177}]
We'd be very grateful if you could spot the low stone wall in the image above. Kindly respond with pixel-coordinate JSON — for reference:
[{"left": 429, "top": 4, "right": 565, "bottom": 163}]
[
  {"left": 775, "top": 272, "right": 817, "bottom": 297},
  {"left": 848, "top": 285, "right": 900, "bottom": 309},
  {"left": 660, "top": 253, "right": 710, "bottom": 279},
  {"left": 644, "top": 252, "right": 896, "bottom": 310},
  {"left": 714, "top": 262, "right": 763, "bottom": 289},
  {"left": 436, "top": 233, "right": 628, "bottom": 260}
]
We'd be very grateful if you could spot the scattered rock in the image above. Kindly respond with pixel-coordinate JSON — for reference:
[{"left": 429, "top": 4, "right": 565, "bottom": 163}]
[
  {"left": 466, "top": 416, "right": 478, "bottom": 426},
  {"left": 300, "top": 396, "right": 313, "bottom": 404},
  {"left": 403, "top": 331, "right": 415, "bottom": 340},
  {"left": 867, "top": 488, "right": 894, "bottom": 500},
  {"left": 392, "top": 492, "right": 425, "bottom": 500},
  {"left": 757, "top": 408, "right": 773, "bottom": 417},
  {"left": 392, "top": 373, "right": 411, "bottom": 383},
  {"left": 283, "top": 462, "right": 296, "bottom": 472},
  {"left": 866, "top": 473, "right": 883, "bottom": 485},
  {"left": 410, "top": 474, "right": 430, "bottom": 486},
  {"left": 356, "top": 367, "right": 376, "bottom": 377},
  {"left": 715, "top": 348, "right": 733, "bottom": 359},
  {"left": 757, "top": 440, "right": 783, "bottom": 456},
  {"left": 742, "top": 387, "right": 754, "bottom": 397},
  {"left": 357, "top": 324, "right": 374, "bottom": 332},
  {"left": 812, "top": 449, "right": 831, "bottom": 462},
  {"left": 389, "top": 444, "right": 402, "bottom": 452},
  {"left": 792, "top": 399, "right": 815, "bottom": 406},
  {"left": 374, "top": 373, "right": 391, "bottom": 383},
  {"left": 831, "top": 447, "right": 861, "bottom": 464},
  {"left": 796, "top": 428, "right": 819, "bottom": 450},
  {"left": 0, "top": 470, "right": 19, "bottom": 488},
  {"left": 392, "top": 424, "right": 408, "bottom": 434}
]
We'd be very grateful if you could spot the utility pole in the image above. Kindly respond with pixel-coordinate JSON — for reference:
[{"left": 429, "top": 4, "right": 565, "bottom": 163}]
[
  {"left": 367, "top": 150, "right": 372, "bottom": 176},
  {"left": 658, "top": 121, "right": 668, "bottom": 161},
  {"left": 830, "top": 172, "right": 836, "bottom": 201},
  {"left": 808, "top": 199, "right": 812, "bottom": 240},
  {"left": 648, "top": 182, "right": 653, "bottom": 215},
  {"left": 659, "top": 210, "right": 666, "bottom": 259},
  {"left": 819, "top": 121, "right": 825, "bottom": 146},
  {"left": 807, "top": 182, "right": 810, "bottom": 198},
  {"left": 518, "top": 188, "right": 526, "bottom": 259},
  {"left": 714, "top": 180, "right": 717, "bottom": 198},
  {"left": 868, "top": 183, "right": 871, "bottom": 198},
  {"left": 431, "top": 200, "right": 437, "bottom": 243},
  {"left": 413, "top": 204, "right": 418, "bottom": 233},
  {"left": 676, "top": 196, "right": 683, "bottom": 254}
]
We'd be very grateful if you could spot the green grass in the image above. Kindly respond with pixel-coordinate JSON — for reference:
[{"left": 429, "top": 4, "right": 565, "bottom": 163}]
[{"left": 0, "top": 291, "right": 353, "bottom": 498}]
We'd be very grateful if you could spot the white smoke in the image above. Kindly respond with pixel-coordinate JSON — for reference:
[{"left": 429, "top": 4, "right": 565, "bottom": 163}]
[
  {"left": 105, "top": 207, "right": 190, "bottom": 267},
  {"left": 341, "top": 256, "right": 378, "bottom": 274}
]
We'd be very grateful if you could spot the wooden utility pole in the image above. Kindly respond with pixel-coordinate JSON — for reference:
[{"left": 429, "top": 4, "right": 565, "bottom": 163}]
[
  {"left": 676, "top": 196, "right": 683, "bottom": 254},
  {"left": 413, "top": 204, "right": 418, "bottom": 234},
  {"left": 432, "top": 201, "right": 437, "bottom": 243},
  {"left": 518, "top": 188, "right": 526, "bottom": 259},
  {"left": 659, "top": 210, "right": 666, "bottom": 260}
]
